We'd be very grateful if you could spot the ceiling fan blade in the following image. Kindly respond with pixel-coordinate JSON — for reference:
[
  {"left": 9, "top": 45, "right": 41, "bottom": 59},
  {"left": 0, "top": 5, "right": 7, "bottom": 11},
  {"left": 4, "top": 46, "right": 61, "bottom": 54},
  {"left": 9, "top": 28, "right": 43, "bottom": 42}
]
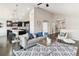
[
  {"left": 37, "top": 3, "right": 42, "bottom": 5},
  {"left": 37, "top": 3, "right": 49, "bottom": 7}
]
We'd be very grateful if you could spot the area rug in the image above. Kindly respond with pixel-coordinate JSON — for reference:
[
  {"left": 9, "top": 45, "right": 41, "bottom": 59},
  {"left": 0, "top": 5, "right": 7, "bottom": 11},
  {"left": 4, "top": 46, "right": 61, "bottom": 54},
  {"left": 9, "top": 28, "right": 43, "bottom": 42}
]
[{"left": 13, "top": 42, "right": 78, "bottom": 56}]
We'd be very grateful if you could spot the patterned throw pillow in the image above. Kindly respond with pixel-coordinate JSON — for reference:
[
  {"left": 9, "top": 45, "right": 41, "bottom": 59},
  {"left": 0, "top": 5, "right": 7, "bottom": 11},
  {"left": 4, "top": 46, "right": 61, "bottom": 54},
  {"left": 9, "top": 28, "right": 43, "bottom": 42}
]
[{"left": 60, "top": 32, "right": 66, "bottom": 37}]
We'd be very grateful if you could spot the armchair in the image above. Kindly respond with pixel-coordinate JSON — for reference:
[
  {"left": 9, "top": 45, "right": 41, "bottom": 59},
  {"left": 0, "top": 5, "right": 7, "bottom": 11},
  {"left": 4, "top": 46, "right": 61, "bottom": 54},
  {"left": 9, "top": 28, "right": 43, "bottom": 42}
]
[{"left": 57, "top": 29, "right": 75, "bottom": 44}]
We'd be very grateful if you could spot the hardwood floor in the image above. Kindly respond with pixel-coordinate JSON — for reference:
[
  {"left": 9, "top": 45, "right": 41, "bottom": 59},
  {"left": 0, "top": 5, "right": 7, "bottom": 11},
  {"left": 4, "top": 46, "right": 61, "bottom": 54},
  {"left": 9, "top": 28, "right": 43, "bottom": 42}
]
[{"left": 0, "top": 40, "right": 12, "bottom": 56}]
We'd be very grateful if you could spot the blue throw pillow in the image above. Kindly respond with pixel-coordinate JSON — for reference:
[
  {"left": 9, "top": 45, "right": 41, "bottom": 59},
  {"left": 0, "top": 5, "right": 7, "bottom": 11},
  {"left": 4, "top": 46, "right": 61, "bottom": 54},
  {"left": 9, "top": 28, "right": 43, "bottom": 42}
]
[
  {"left": 35, "top": 32, "right": 43, "bottom": 37},
  {"left": 43, "top": 32, "right": 48, "bottom": 36},
  {"left": 28, "top": 33, "right": 34, "bottom": 39}
]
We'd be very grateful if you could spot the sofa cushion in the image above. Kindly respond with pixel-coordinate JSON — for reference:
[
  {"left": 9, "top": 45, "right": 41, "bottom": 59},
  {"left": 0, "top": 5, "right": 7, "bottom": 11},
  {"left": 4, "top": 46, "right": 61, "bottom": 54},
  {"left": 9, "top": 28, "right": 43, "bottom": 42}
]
[{"left": 35, "top": 32, "right": 43, "bottom": 37}]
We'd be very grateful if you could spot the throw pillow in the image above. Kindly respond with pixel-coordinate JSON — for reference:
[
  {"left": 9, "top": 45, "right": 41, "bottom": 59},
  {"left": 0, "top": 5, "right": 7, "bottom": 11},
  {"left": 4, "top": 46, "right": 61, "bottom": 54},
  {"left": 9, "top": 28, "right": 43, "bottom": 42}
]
[
  {"left": 60, "top": 32, "right": 66, "bottom": 37},
  {"left": 35, "top": 32, "right": 43, "bottom": 37},
  {"left": 25, "top": 33, "right": 29, "bottom": 39},
  {"left": 28, "top": 33, "right": 34, "bottom": 39},
  {"left": 43, "top": 32, "right": 48, "bottom": 36}
]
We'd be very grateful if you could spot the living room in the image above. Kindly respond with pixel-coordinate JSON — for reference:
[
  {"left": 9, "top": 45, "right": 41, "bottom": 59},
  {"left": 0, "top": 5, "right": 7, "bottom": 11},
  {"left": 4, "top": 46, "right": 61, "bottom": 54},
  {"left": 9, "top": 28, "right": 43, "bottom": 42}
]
[{"left": 0, "top": 3, "right": 79, "bottom": 56}]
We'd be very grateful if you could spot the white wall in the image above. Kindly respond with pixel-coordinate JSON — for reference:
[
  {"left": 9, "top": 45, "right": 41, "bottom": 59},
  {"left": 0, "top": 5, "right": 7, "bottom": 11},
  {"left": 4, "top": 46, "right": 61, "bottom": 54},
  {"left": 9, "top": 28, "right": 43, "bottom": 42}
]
[
  {"left": 65, "top": 16, "right": 79, "bottom": 30},
  {"left": 34, "top": 7, "right": 55, "bottom": 34}
]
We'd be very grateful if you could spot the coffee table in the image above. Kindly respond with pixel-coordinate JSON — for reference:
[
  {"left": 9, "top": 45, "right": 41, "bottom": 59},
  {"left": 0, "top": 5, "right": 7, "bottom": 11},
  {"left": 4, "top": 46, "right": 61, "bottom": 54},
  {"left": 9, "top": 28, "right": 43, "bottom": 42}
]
[{"left": 37, "top": 37, "right": 51, "bottom": 47}]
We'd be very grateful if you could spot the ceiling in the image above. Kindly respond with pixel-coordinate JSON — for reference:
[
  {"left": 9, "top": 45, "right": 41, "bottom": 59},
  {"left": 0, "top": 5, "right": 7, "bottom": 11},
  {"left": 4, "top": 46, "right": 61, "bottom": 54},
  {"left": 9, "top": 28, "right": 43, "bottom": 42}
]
[
  {"left": 34, "top": 3, "right": 79, "bottom": 17},
  {"left": 0, "top": 3, "right": 34, "bottom": 19},
  {"left": 0, "top": 3, "right": 79, "bottom": 19}
]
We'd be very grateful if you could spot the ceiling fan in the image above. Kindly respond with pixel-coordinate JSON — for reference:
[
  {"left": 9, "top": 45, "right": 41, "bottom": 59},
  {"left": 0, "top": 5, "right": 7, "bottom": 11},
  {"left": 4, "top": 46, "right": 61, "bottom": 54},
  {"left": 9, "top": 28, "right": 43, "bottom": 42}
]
[{"left": 37, "top": 3, "right": 49, "bottom": 7}]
